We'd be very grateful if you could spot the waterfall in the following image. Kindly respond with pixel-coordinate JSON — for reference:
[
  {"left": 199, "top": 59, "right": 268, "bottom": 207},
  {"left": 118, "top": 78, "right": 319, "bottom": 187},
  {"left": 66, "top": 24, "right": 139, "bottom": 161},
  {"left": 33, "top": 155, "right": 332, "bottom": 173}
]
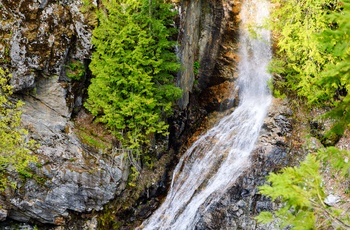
[{"left": 139, "top": 0, "right": 272, "bottom": 229}]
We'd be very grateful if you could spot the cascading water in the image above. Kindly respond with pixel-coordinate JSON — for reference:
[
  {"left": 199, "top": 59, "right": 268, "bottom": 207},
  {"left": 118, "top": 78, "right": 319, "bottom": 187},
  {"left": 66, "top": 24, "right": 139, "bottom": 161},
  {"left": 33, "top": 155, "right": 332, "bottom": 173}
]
[{"left": 139, "top": 0, "right": 272, "bottom": 229}]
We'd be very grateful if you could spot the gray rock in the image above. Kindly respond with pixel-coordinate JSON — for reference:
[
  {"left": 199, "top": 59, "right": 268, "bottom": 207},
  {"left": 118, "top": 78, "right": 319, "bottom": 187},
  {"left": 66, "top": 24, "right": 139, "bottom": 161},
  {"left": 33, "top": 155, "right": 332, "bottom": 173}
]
[
  {"left": 32, "top": 75, "right": 71, "bottom": 118},
  {"left": 324, "top": 194, "right": 340, "bottom": 206},
  {"left": 0, "top": 209, "right": 7, "bottom": 222},
  {"left": 83, "top": 216, "right": 98, "bottom": 230},
  {"left": 10, "top": 74, "right": 36, "bottom": 92},
  {"left": 0, "top": 1, "right": 130, "bottom": 225},
  {"left": 191, "top": 99, "right": 293, "bottom": 229},
  {"left": 2, "top": 0, "right": 92, "bottom": 91}
]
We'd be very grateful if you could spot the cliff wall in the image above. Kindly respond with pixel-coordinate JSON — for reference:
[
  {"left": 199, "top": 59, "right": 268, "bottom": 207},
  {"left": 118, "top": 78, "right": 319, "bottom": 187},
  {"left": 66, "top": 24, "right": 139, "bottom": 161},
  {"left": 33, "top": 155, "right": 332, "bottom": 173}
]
[
  {"left": 0, "top": 0, "right": 129, "bottom": 227},
  {"left": 0, "top": 0, "right": 311, "bottom": 229}
]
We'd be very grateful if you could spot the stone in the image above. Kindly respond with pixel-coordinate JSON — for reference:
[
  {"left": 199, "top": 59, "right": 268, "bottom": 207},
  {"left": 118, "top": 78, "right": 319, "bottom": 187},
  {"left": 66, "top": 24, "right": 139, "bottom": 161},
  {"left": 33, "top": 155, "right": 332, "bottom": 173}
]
[
  {"left": 31, "top": 75, "right": 71, "bottom": 118},
  {"left": 200, "top": 81, "right": 237, "bottom": 111},
  {"left": 10, "top": 74, "right": 35, "bottom": 92},
  {"left": 0, "top": 209, "right": 7, "bottom": 222},
  {"left": 83, "top": 216, "right": 98, "bottom": 230},
  {"left": 176, "top": 0, "right": 235, "bottom": 109},
  {"left": 324, "top": 194, "right": 341, "bottom": 206},
  {"left": 1, "top": 0, "right": 92, "bottom": 91}
]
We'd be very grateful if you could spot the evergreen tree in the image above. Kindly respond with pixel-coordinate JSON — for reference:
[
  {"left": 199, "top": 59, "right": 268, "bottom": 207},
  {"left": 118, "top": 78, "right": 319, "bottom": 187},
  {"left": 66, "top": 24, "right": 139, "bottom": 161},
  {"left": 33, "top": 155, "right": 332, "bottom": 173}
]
[
  {"left": 257, "top": 1, "right": 350, "bottom": 228},
  {"left": 0, "top": 68, "right": 37, "bottom": 190},
  {"left": 316, "top": 0, "right": 350, "bottom": 135},
  {"left": 269, "top": 0, "right": 333, "bottom": 98},
  {"left": 85, "top": 0, "right": 181, "bottom": 154},
  {"left": 269, "top": 0, "right": 350, "bottom": 137}
]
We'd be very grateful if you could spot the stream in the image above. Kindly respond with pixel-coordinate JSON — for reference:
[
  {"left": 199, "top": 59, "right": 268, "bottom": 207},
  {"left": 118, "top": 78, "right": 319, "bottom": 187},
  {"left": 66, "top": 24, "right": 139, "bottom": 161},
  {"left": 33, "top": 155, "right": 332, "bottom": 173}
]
[{"left": 139, "top": 0, "right": 272, "bottom": 228}]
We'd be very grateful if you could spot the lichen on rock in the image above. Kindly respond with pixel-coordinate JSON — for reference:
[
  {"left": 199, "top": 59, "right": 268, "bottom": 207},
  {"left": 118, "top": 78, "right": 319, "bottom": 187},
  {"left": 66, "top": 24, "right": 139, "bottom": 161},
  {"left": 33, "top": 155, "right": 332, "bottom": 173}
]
[{"left": 0, "top": 0, "right": 129, "bottom": 227}]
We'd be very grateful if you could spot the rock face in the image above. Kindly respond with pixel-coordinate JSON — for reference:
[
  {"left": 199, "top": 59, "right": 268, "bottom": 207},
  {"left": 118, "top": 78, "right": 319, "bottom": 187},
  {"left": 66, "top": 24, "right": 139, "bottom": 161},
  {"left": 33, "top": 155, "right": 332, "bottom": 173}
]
[
  {"left": 0, "top": 0, "right": 129, "bottom": 226},
  {"left": 0, "top": 0, "right": 312, "bottom": 229},
  {"left": 1, "top": 0, "right": 91, "bottom": 85},
  {"left": 171, "top": 0, "right": 239, "bottom": 151},
  {"left": 192, "top": 99, "right": 295, "bottom": 229},
  {"left": 177, "top": 0, "right": 239, "bottom": 109}
]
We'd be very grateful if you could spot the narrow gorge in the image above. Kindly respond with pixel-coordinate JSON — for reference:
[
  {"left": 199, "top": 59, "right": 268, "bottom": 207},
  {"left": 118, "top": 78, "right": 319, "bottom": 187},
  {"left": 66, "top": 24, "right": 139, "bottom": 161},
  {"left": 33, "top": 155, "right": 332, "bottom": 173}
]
[
  {"left": 139, "top": 0, "right": 271, "bottom": 228},
  {"left": 1, "top": 0, "right": 348, "bottom": 229}
]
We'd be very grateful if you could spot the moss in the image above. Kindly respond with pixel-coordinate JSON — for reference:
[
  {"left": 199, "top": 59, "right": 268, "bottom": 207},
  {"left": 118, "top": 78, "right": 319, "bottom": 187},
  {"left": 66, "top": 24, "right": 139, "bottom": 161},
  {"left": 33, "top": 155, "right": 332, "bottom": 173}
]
[
  {"left": 73, "top": 110, "right": 115, "bottom": 152},
  {"left": 80, "top": 0, "right": 98, "bottom": 27},
  {"left": 65, "top": 60, "right": 85, "bottom": 81},
  {"left": 76, "top": 129, "right": 111, "bottom": 150}
]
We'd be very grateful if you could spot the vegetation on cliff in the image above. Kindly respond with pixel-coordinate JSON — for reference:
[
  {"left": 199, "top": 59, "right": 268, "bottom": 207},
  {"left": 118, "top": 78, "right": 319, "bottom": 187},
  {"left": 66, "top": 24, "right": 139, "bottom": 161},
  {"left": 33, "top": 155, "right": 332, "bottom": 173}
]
[
  {"left": 270, "top": 0, "right": 350, "bottom": 136},
  {"left": 257, "top": 0, "right": 350, "bottom": 228},
  {"left": 0, "top": 68, "right": 37, "bottom": 190},
  {"left": 85, "top": 0, "right": 181, "bottom": 159}
]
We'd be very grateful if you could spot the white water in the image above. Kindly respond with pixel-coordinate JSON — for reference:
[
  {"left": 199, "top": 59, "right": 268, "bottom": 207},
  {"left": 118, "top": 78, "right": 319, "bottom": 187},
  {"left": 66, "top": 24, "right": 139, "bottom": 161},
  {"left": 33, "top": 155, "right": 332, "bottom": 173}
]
[{"left": 139, "top": 0, "right": 272, "bottom": 229}]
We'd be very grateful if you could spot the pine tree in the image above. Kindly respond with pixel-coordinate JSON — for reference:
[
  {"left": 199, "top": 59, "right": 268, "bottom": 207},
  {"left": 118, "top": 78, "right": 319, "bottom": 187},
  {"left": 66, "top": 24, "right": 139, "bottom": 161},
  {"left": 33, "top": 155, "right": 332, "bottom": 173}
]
[{"left": 85, "top": 0, "right": 181, "bottom": 154}]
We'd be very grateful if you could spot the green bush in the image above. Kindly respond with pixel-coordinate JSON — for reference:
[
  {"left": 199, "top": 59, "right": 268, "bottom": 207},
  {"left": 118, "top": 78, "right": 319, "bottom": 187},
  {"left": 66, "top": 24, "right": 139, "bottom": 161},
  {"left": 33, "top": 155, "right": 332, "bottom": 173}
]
[
  {"left": 256, "top": 149, "right": 350, "bottom": 229},
  {"left": 85, "top": 0, "right": 182, "bottom": 157}
]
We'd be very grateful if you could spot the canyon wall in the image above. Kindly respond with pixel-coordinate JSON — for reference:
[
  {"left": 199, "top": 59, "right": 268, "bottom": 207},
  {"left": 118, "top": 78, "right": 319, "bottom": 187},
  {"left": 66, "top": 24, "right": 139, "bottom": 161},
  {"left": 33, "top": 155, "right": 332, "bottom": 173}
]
[
  {"left": 0, "top": 0, "right": 310, "bottom": 229},
  {"left": 1, "top": 0, "right": 129, "bottom": 227}
]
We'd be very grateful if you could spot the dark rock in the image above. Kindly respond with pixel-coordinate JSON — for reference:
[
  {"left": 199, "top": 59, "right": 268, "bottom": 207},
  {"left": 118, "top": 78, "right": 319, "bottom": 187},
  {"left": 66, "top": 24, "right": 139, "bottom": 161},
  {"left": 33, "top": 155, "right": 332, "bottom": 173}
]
[
  {"left": 0, "top": 209, "right": 7, "bottom": 222},
  {"left": 176, "top": 0, "right": 238, "bottom": 110},
  {"left": 188, "top": 99, "right": 294, "bottom": 230}
]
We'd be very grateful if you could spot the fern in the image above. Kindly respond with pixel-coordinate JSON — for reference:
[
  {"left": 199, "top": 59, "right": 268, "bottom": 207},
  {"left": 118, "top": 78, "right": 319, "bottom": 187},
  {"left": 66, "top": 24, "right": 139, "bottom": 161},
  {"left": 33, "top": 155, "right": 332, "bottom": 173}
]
[
  {"left": 256, "top": 152, "right": 350, "bottom": 229},
  {"left": 318, "top": 147, "right": 350, "bottom": 177}
]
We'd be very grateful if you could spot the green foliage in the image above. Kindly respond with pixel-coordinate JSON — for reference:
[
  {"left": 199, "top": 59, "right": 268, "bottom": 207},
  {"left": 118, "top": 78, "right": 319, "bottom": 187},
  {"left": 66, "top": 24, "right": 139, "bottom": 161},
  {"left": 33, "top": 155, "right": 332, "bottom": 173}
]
[
  {"left": 80, "top": 0, "right": 98, "bottom": 27},
  {"left": 316, "top": 1, "right": 350, "bottom": 136},
  {"left": 257, "top": 155, "right": 322, "bottom": 229},
  {"left": 77, "top": 130, "right": 111, "bottom": 150},
  {"left": 0, "top": 68, "right": 37, "bottom": 190},
  {"left": 317, "top": 147, "right": 350, "bottom": 177},
  {"left": 269, "top": 0, "right": 350, "bottom": 135},
  {"left": 193, "top": 61, "right": 200, "bottom": 75},
  {"left": 65, "top": 60, "right": 85, "bottom": 81},
  {"left": 85, "top": 0, "right": 182, "bottom": 156},
  {"left": 270, "top": 0, "right": 332, "bottom": 96},
  {"left": 128, "top": 165, "right": 140, "bottom": 187},
  {"left": 256, "top": 153, "right": 350, "bottom": 229},
  {"left": 267, "top": 77, "right": 286, "bottom": 99}
]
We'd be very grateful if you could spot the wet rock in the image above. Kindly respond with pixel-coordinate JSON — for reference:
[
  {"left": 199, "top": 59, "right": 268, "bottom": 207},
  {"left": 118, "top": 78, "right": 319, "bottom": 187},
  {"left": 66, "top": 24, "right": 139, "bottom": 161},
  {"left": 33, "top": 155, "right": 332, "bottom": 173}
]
[
  {"left": 191, "top": 99, "right": 293, "bottom": 229},
  {"left": 274, "top": 114, "right": 292, "bottom": 136},
  {"left": 176, "top": 0, "right": 238, "bottom": 109},
  {"left": 200, "top": 81, "right": 238, "bottom": 111}
]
